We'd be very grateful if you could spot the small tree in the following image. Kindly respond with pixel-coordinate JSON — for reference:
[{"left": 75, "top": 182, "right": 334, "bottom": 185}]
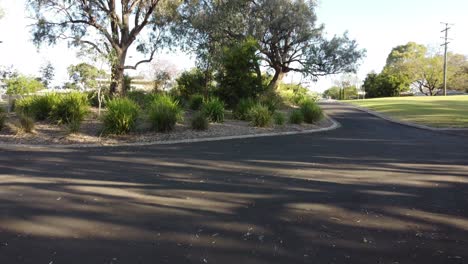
[
  {"left": 362, "top": 72, "right": 405, "bottom": 98},
  {"left": 174, "top": 69, "right": 212, "bottom": 99},
  {"left": 216, "top": 38, "right": 264, "bottom": 107},
  {"left": 6, "top": 75, "right": 44, "bottom": 96},
  {"left": 27, "top": 0, "right": 180, "bottom": 96},
  {"left": 68, "top": 63, "right": 106, "bottom": 91},
  {"left": 40, "top": 61, "right": 55, "bottom": 88}
]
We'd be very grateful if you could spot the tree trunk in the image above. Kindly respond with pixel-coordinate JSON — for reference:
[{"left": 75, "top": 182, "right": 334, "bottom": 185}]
[
  {"left": 268, "top": 70, "right": 285, "bottom": 91},
  {"left": 109, "top": 51, "right": 127, "bottom": 97}
]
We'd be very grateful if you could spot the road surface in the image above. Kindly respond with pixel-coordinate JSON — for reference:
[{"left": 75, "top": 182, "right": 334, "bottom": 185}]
[{"left": 1, "top": 103, "right": 467, "bottom": 264}]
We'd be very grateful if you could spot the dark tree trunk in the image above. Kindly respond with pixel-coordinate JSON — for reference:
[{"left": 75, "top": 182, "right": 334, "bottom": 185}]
[
  {"left": 268, "top": 69, "right": 285, "bottom": 91},
  {"left": 109, "top": 51, "right": 127, "bottom": 96}
]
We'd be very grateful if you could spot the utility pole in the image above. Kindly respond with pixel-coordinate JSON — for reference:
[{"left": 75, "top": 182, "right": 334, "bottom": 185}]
[{"left": 440, "top": 22, "right": 452, "bottom": 96}]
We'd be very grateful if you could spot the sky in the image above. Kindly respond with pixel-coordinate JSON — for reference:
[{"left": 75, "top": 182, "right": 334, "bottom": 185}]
[{"left": 0, "top": 0, "right": 467, "bottom": 92}]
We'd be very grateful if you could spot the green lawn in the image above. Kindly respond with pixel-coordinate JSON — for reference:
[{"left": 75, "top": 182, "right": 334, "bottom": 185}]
[{"left": 346, "top": 95, "right": 468, "bottom": 128}]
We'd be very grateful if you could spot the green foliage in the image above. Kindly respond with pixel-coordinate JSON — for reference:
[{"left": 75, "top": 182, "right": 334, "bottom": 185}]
[
  {"left": 180, "top": 0, "right": 365, "bottom": 91},
  {"left": 278, "top": 83, "right": 312, "bottom": 105},
  {"left": 50, "top": 92, "right": 89, "bottom": 130},
  {"left": 40, "top": 61, "right": 55, "bottom": 88},
  {"left": 6, "top": 75, "right": 44, "bottom": 95},
  {"left": 124, "top": 74, "right": 133, "bottom": 92},
  {"left": 300, "top": 99, "right": 323, "bottom": 123},
  {"left": 323, "top": 86, "right": 359, "bottom": 100},
  {"left": 289, "top": 109, "right": 304, "bottom": 124},
  {"left": 0, "top": 108, "right": 6, "bottom": 131},
  {"left": 189, "top": 94, "right": 204, "bottom": 110},
  {"left": 87, "top": 91, "right": 109, "bottom": 108},
  {"left": 248, "top": 104, "right": 272, "bottom": 127},
  {"left": 174, "top": 68, "right": 212, "bottom": 100},
  {"left": 30, "top": 94, "right": 61, "bottom": 121},
  {"left": 191, "top": 111, "right": 209, "bottom": 131},
  {"left": 234, "top": 98, "right": 256, "bottom": 121},
  {"left": 148, "top": 95, "right": 183, "bottom": 132},
  {"left": 15, "top": 97, "right": 35, "bottom": 117},
  {"left": 202, "top": 98, "right": 224, "bottom": 123},
  {"left": 363, "top": 72, "right": 405, "bottom": 98},
  {"left": 127, "top": 90, "right": 153, "bottom": 107},
  {"left": 103, "top": 98, "right": 140, "bottom": 135},
  {"left": 19, "top": 114, "right": 35, "bottom": 133},
  {"left": 216, "top": 38, "right": 264, "bottom": 107},
  {"left": 259, "top": 93, "right": 283, "bottom": 113},
  {"left": 68, "top": 63, "right": 106, "bottom": 90},
  {"left": 273, "top": 112, "right": 286, "bottom": 126}
]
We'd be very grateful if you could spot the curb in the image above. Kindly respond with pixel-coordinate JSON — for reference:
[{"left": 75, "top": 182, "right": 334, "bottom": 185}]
[
  {"left": 0, "top": 115, "right": 341, "bottom": 150},
  {"left": 336, "top": 101, "right": 468, "bottom": 133}
]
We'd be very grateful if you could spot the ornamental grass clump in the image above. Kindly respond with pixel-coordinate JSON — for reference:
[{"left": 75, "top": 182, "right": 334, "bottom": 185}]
[
  {"left": 103, "top": 98, "right": 140, "bottom": 135},
  {"left": 148, "top": 95, "right": 183, "bottom": 132}
]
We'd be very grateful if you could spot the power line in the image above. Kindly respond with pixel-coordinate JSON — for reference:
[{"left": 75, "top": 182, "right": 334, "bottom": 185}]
[{"left": 440, "top": 22, "right": 453, "bottom": 96}]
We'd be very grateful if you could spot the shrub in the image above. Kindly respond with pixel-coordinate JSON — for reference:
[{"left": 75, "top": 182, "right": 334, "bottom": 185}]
[
  {"left": 260, "top": 93, "right": 282, "bottom": 113},
  {"left": 31, "top": 94, "right": 61, "bottom": 121},
  {"left": 216, "top": 38, "right": 264, "bottom": 107},
  {"left": 148, "top": 95, "right": 183, "bottom": 132},
  {"left": 0, "top": 108, "right": 6, "bottom": 131},
  {"left": 50, "top": 92, "right": 89, "bottom": 130},
  {"left": 19, "top": 114, "right": 34, "bottom": 133},
  {"left": 202, "top": 98, "right": 224, "bottom": 123},
  {"left": 103, "top": 98, "right": 140, "bottom": 135},
  {"left": 273, "top": 112, "right": 286, "bottom": 126},
  {"left": 233, "top": 98, "right": 256, "bottom": 121},
  {"left": 15, "top": 97, "right": 35, "bottom": 117},
  {"left": 127, "top": 90, "right": 151, "bottom": 107},
  {"left": 6, "top": 75, "right": 44, "bottom": 96},
  {"left": 15, "top": 94, "right": 60, "bottom": 121},
  {"left": 174, "top": 68, "right": 213, "bottom": 100},
  {"left": 300, "top": 99, "right": 323, "bottom": 123},
  {"left": 248, "top": 104, "right": 272, "bottom": 127},
  {"left": 191, "top": 111, "right": 209, "bottom": 131},
  {"left": 289, "top": 109, "right": 304, "bottom": 124},
  {"left": 189, "top": 94, "right": 204, "bottom": 111}
]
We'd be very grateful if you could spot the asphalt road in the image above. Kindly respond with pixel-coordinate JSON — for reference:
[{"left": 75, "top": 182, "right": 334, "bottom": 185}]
[{"left": 1, "top": 103, "right": 468, "bottom": 264}]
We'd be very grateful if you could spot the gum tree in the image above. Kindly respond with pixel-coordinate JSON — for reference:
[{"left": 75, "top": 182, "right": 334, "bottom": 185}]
[
  {"left": 177, "top": 0, "right": 365, "bottom": 90},
  {"left": 27, "top": 0, "right": 179, "bottom": 96}
]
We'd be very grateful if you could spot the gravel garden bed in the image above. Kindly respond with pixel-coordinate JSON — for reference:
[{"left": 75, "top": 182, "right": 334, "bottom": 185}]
[{"left": 0, "top": 107, "right": 334, "bottom": 146}]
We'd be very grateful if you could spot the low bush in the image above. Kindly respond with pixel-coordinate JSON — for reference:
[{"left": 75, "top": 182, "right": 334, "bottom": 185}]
[
  {"left": 14, "top": 97, "right": 35, "bottom": 117},
  {"left": 15, "top": 94, "right": 60, "bottom": 121},
  {"left": 248, "top": 104, "right": 272, "bottom": 127},
  {"left": 148, "top": 95, "right": 183, "bottom": 132},
  {"left": 19, "top": 114, "right": 34, "bottom": 133},
  {"left": 260, "top": 93, "right": 282, "bottom": 113},
  {"left": 202, "top": 98, "right": 224, "bottom": 123},
  {"left": 103, "top": 98, "right": 140, "bottom": 135},
  {"left": 300, "top": 99, "right": 323, "bottom": 123},
  {"left": 191, "top": 111, "right": 209, "bottom": 131},
  {"left": 32, "top": 94, "right": 61, "bottom": 121},
  {"left": 127, "top": 90, "right": 151, "bottom": 107},
  {"left": 189, "top": 94, "right": 204, "bottom": 111},
  {"left": 0, "top": 108, "right": 6, "bottom": 131},
  {"left": 233, "top": 98, "right": 256, "bottom": 121},
  {"left": 289, "top": 109, "right": 304, "bottom": 124},
  {"left": 50, "top": 92, "right": 89, "bottom": 131},
  {"left": 273, "top": 112, "right": 286, "bottom": 126}
]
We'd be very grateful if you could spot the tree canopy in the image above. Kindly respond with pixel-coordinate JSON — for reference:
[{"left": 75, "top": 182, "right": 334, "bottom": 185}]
[
  {"left": 6, "top": 75, "right": 44, "bottom": 95},
  {"left": 68, "top": 63, "right": 106, "bottom": 90},
  {"left": 27, "top": 0, "right": 180, "bottom": 96},
  {"left": 176, "top": 0, "right": 365, "bottom": 90}
]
